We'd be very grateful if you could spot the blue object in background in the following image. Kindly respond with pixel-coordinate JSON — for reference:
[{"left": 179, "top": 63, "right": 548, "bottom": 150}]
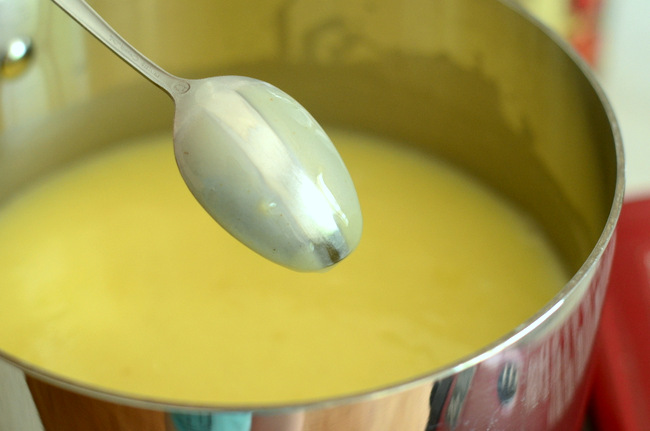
[{"left": 171, "top": 412, "right": 252, "bottom": 431}]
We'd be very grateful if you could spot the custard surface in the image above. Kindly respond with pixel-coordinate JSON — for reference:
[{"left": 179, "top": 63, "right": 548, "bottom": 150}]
[{"left": 0, "top": 130, "right": 566, "bottom": 404}]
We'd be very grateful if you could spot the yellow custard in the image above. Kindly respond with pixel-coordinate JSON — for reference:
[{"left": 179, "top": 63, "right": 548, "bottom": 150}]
[{"left": 0, "top": 130, "right": 567, "bottom": 405}]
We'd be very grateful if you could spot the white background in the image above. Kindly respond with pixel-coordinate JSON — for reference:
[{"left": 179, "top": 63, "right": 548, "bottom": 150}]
[{"left": 599, "top": 0, "right": 650, "bottom": 198}]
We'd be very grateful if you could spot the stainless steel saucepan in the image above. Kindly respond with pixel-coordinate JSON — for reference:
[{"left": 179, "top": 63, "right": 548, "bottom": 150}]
[{"left": 0, "top": 0, "right": 623, "bottom": 430}]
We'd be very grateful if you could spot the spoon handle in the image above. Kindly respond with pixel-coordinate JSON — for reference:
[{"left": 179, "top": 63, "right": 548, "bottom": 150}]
[{"left": 50, "top": 0, "right": 190, "bottom": 96}]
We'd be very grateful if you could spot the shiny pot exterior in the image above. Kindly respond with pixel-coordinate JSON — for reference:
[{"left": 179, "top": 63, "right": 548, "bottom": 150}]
[{"left": 0, "top": 0, "right": 623, "bottom": 430}]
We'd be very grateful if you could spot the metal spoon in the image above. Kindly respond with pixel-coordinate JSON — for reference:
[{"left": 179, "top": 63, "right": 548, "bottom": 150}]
[{"left": 50, "top": 0, "right": 363, "bottom": 272}]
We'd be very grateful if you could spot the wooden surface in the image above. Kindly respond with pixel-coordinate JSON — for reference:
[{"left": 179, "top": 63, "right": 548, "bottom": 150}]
[
  {"left": 26, "top": 377, "right": 166, "bottom": 431},
  {"left": 303, "top": 384, "right": 433, "bottom": 431},
  {"left": 25, "top": 376, "right": 433, "bottom": 431}
]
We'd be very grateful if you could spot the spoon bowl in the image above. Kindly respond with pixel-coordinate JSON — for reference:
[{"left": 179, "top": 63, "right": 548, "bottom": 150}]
[{"left": 174, "top": 76, "right": 362, "bottom": 271}]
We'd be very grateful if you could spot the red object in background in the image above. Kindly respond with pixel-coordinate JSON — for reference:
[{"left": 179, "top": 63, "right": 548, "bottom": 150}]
[
  {"left": 570, "top": 0, "right": 603, "bottom": 65},
  {"left": 590, "top": 196, "right": 650, "bottom": 431}
]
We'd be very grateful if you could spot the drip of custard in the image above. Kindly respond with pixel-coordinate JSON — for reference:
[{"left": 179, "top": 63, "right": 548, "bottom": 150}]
[{"left": 0, "top": 130, "right": 566, "bottom": 405}]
